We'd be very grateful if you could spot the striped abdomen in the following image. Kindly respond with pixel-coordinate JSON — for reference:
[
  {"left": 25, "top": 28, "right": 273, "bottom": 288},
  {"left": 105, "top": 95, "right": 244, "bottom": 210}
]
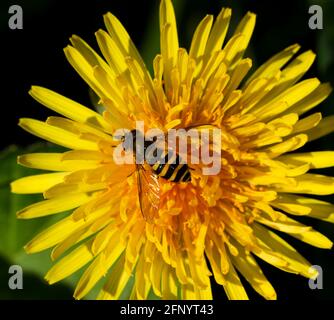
[{"left": 147, "top": 148, "right": 191, "bottom": 183}]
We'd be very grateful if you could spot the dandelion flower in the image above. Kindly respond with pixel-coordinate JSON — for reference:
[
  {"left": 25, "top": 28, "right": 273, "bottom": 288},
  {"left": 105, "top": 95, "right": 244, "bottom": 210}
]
[{"left": 11, "top": 0, "right": 334, "bottom": 300}]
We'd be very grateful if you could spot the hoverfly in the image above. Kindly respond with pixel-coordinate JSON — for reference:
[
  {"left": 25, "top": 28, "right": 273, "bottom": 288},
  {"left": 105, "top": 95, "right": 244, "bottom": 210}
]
[
  {"left": 120, "top": 125, "right": 216, "bottom": 222},
  {"left": 120, "top": 128, "right": 191, "bottom": 222}
]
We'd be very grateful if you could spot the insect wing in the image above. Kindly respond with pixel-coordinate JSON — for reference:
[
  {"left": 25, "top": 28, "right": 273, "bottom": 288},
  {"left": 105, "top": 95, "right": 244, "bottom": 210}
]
[{"left": 137, "top": 165, "right": 160, "bottom": 222}]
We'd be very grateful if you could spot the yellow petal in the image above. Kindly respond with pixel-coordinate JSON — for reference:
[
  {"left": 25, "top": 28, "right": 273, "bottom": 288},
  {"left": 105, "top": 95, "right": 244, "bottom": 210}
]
[
  {"left": 181, "top": 284, "right": 197, "bottom": 300},
  {"left": 25, "top": 216, "right": 84, "bottom": 253},
  {"left": 74, "top": 234, "right": 125, "bottom": 299},
  {"left": 205, "top": 7, "right": 231, "bottom": 55},
  {"left": 45, "top": 239, "right": 94, "bottom": 284},
  {"left": 306, "top": 115, "right": 334, "bottom": 142},
  {"left": 18, "top": 153, "right": 100, "bottom": 171},
  {"left": 222, "top": 34, "right": 244, "bottom": 68},
  {"left": 195, "top": 275, "right": 212, "bottom": 300},
  {"left": 18, "top": 118, "right": 99, "bottom": 150},
  {"left": 279, "top": 50, "right": 316, "bottom": 86},
  {"left": 174, "top": 250, "right": 191, "bottom": 285},
  {"left": 64, "top": 45, "right": 115, "bottom": 102},
  {"left": 70, "top": 34, "right": 111, "bottom": 74},
  {"left": 45, "top": 116, "right": 113, "bottom": 142},
  {"left": 181, "top": 279, "right": 212, "bottom": 300},
  {"left": 29, "top": 86, "right": 112, "bottom": 132},
  {"left": 224, "top": 58, "right": 252, "bottom": 96},
  {"left": 103, "top": 12, "right": 148, "bottom": 77},
  {"left": 232, "top": 122, "right": 266, "bottom": 137},
  {"left": 149, "top": 251, "right": 164, "bottom": 297},
  {"left": 288, "top": 83, "right": 332, "bottom": 115},
  {"left": 95, "top": 29, "right": 129, "bottom": 77},
  {"left": 62, "top": 150, "right": 109, "bottom": 161},
  {"left": 230, "top": 241, "right": 276, "bottom": 300},
  {"left": 160, "top": 0, "right": 179, "bottom": 95},
  {"left": 272, "top": 194, "right": 334, "bottom": 223},
  {"left": 256, "top": 211, "right": 311, "bottom": 234},
  {"left": 11, "top": 172, "right": 68, "bottom": 194},
  {"left": 125, "top": 57, "right": 157, "bottom": 107},
  {"left": 291, "top": 229, "right": 332, "bottom": 249},
  {"left": 165, "top": 118, "right": 182, "bottom": 130},
  {"left": 17, "top": 193, "right": 92, "bottom": 219},
  {"left": 97, "top": 254, "right": 132, "bottom": 300},
  {"left": 229, "top": 12, "right": 256, "bottom": 68},
  {"left": 92, "top": 66, "right": 130, "bottom": 114},
  {"left": 243, "top": 129, "right": 283, "bottom": 149},
  {"left": 133, "top": 252, "right": 151, "bottom": 300},
  {"left": 245, "top": 44, "right": 300, "bottom": 85},
  {"left": 291, "top": 113, "right": 322, "bottom": 134},
  {"left": 273, "top": 173, "right": 334, "bottom": 195},
  {"left": 263, "top": 50, "right": 316, "bottom": 102},
  {"left": 265, "top": 134, "right": 308, "bottom": 157},
  {"left": 160, "top": 0, "right": 179, "bottom": 53},
  {"left": 268, "top": 113, "right": 299, "bottom": 137},
  {"left": 253, "top": 78, "right": 320, "bottom": 121},
  {"left": 43, "top": 181, "right": 107, "bottom": 199},
  {"left": 52, "top": 215, "right": 110, "bottom": 261},
  {"left": 25, "top": 204, "right": 110, "bottom": 253},
  {"left": 253, "top": 223, "right": 315, "bottom": 278},
  {"left": 239, "top": 73, "right": 281, "bottom": 115},
  {"left": 124, "top": 222, "right": 145, "bottom": 264},
  {"left": 257, "top": 210, "right": 333, "bottom": 249},
  {"left": 189, "top": 15, "right": 213, "bottom": 61},
  {"left": 224, "top": 255, "right": 249, "bottom": 300},
  {"left": 161, "top": 264, "right": 179, "bottom": 300},
  {"left": 205, "top": 243, "right": 227, "bottom": 286},
  {"left": 278, "top": 151, "right": 334, "bottom": 169}
]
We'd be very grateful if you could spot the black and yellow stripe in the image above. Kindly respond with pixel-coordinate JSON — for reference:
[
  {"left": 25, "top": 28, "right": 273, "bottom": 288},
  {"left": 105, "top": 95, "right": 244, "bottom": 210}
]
[{"left": 148, "top": 149, "right": 191, "bottom": 183}]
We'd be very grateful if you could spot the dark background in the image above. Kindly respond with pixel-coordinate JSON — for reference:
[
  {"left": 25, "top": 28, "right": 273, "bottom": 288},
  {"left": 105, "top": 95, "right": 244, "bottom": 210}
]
[{"left": 0, "top": 0, "right": 334, "bottom": 300}]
